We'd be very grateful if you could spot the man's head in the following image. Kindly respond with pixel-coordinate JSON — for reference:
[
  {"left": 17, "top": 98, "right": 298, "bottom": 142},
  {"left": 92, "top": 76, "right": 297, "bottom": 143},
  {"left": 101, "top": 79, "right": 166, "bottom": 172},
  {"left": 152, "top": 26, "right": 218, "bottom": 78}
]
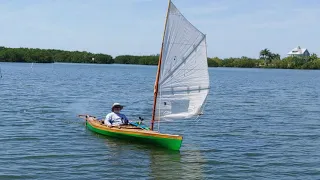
[{"left": 111, "top": 103, "right": 124, "bottom": 113}]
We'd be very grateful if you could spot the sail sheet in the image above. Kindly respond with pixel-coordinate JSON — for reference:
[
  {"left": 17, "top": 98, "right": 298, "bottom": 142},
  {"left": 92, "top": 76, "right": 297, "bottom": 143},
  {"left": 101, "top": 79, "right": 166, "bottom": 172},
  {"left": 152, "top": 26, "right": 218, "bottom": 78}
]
[{"left": 155, "top": 1, "right": 210, "bottom": 121}]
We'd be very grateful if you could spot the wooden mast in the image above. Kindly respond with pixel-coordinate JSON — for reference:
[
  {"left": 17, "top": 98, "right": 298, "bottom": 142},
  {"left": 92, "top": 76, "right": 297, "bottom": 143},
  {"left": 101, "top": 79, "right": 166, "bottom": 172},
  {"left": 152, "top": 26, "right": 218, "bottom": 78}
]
[{"left": 150, "top": 0, "right": 171, "bottom": 131}]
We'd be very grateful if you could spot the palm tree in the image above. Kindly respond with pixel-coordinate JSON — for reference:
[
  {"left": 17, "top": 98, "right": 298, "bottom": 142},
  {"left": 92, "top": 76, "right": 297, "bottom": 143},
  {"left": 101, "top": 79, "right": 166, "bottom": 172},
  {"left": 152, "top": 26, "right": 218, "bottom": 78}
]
[
  {"left": 260, "top": 48, "right": 271, "bottom": 65},
  {"left": 309, "top": 53, "right": 318, "bottom": 61},
  {"left": 271, "top": 53, "right": 281, "bottom": 61}
]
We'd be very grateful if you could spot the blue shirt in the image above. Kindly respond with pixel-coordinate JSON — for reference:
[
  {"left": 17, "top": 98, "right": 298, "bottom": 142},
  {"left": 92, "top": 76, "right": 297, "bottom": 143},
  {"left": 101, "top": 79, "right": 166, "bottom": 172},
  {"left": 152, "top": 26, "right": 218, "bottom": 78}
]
[{"left": 104, "top": 112, "right": 129, "bottom": 126}]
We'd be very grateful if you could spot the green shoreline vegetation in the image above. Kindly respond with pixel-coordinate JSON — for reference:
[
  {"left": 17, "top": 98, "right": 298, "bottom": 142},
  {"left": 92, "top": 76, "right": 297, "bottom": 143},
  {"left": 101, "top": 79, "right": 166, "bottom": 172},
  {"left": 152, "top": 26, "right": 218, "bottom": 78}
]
[{"left": 1, "top": 46, "right": 320, "bottom": 69}]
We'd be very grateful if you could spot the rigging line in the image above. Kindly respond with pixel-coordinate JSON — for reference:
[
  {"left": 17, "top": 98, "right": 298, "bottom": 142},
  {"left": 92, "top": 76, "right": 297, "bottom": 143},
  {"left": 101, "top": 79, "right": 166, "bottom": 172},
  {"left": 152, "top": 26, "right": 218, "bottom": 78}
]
[
  {"left": 196, "top": 94, "right": 209, "bottom": 123},
  {"left": 151, "top": 0, "right": 171, "bottom": 131},
  {"left": 204, "top": 36, "right": 210, "bottom": 82},
  {"left": 157, "top": 85, "right": 162, "bottom": 132}
]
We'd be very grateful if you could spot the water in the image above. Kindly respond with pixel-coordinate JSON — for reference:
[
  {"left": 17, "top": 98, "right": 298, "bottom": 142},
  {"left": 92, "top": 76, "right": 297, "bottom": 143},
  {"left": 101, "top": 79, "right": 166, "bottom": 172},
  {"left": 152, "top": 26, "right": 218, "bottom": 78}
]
[{"left": 1, "top": 63, "right": 320, "bottom": 179}]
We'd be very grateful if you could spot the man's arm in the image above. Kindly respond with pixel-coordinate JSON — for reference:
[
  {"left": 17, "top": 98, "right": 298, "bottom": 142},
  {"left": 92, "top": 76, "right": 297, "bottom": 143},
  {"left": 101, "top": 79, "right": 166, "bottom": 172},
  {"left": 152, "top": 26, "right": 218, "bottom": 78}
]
[
  {"left": 104, "top": 114, "right": 112, "bottom": 126},
  {"left": 123, "top": 114, "right": 129, "bottom": 124}
]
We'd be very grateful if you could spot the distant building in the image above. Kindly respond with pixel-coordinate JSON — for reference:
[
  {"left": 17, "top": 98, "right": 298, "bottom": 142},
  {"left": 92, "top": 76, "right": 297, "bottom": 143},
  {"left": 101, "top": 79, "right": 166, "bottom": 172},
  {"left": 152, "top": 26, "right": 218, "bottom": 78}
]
[{"left": 287, "top": 46, "right": 310, "bottom": 57}]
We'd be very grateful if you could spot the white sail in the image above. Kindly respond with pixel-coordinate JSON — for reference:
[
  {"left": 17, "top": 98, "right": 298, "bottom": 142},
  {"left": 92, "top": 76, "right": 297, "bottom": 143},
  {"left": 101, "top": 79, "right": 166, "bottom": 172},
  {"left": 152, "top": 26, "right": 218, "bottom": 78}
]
[{"left": 155, "top": 1, "right": 210, "bottom": 121}]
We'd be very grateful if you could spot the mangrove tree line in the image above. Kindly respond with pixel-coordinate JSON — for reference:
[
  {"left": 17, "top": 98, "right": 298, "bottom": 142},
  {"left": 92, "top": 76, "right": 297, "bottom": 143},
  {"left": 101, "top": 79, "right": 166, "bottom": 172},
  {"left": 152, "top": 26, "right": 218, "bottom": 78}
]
[
  {"left": 1, "top": 46, "right": 320, "bottom": 69},
  {"left": 0, "top": 46, "right": 113, "bottom": 64}
]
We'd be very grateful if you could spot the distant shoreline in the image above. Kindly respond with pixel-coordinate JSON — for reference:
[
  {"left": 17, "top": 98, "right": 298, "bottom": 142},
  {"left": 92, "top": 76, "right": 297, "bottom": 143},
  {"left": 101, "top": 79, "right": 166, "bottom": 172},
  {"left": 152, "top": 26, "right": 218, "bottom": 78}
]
[
  {"left": 2, "top": 62, "right": 319, "bottom": 71},
  {"left": 1, "top": 46, "right": 319, "bottom": 70}
]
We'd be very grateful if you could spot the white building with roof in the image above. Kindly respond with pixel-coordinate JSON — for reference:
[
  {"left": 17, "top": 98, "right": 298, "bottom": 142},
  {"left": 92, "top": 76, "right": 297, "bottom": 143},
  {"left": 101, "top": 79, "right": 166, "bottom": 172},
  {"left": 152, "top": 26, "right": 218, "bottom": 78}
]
[{"left": 287, "top": 46, "right": 310, "bottom": 57}]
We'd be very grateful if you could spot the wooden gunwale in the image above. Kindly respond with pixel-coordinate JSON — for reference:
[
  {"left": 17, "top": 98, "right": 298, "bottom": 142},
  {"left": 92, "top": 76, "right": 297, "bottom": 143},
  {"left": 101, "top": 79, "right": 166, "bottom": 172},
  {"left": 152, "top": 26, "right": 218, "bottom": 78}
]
[{"left": 87, "top": 119, "right": 182, "bottom": 140}]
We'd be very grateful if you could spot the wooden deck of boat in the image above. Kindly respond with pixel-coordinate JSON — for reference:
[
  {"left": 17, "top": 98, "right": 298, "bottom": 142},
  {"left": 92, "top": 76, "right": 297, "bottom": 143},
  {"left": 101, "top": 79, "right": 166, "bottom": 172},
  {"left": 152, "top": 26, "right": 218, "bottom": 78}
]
[{"left": 87, "top": 117, "right": 182, "bottom": 140}]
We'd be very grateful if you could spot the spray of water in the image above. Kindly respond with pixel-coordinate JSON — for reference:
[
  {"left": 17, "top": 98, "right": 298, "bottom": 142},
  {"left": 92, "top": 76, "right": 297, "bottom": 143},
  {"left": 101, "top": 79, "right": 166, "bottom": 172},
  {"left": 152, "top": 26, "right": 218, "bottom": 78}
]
[{"left": 0, "top": 65, "right": 2, "bottom": 78}]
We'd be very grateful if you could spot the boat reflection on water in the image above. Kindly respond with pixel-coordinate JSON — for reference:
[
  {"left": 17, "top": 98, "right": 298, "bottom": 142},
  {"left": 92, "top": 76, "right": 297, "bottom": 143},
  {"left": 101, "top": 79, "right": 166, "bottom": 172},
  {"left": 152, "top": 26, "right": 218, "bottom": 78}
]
[
  {"left": 97, "top": 133, "right": 205, "bottom": 179},
  {"left": 148, "top": 149, "right": 182, "bottom": 179},
  {"left": 149, "top": 147, "right": 206, "bottom": 180}
]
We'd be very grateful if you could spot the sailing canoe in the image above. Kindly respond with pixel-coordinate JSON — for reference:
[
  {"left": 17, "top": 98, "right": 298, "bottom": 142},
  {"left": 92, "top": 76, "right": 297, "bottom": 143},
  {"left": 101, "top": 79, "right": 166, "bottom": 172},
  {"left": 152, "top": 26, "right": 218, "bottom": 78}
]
[
  {"left": 84, "top": 116, "right": 183, "bottom": 150},
  {"left": 79, "top": 0, "right": 209, "bottom": 151}
]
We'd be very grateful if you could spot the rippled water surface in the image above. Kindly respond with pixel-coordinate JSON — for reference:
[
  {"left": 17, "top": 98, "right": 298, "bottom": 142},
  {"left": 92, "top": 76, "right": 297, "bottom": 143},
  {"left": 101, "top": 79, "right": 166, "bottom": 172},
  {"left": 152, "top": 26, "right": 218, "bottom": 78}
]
[{"left": 1, "top": 63, "right": 320, "bottom": 179}]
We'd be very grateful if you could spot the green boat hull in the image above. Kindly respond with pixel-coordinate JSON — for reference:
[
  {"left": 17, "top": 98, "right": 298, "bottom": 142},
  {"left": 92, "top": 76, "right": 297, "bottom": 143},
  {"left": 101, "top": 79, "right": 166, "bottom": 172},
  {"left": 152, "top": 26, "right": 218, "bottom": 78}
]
[{"left": 86, "top": 121, "right": 183, "bottom": 151}]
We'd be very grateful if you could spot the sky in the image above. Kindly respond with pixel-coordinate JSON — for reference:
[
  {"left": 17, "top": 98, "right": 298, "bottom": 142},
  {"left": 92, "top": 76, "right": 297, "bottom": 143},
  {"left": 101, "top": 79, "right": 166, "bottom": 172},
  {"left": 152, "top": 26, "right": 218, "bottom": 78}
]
[{"left": 1, "top": 0, "right": 319, "bottom": 59}]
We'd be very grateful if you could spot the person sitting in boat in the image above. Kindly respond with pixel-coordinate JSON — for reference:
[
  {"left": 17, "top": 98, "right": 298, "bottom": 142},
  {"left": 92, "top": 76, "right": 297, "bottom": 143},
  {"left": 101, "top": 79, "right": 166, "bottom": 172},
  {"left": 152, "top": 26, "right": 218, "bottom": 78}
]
[{"left": 104, "top": 103, "right": 129, "bottom": 126}]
